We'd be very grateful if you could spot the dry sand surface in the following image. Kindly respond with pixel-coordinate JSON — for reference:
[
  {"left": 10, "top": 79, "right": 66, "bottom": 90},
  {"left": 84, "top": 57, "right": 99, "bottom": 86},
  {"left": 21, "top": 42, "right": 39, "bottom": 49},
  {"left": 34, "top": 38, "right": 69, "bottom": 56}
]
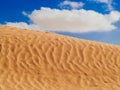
[{"left": 0, "top": 26, "right": 120, "bottom": 90}]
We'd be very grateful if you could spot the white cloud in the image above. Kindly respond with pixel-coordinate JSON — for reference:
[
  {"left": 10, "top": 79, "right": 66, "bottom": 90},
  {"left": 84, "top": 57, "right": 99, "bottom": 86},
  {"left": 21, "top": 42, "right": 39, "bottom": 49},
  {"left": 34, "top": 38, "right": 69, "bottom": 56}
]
[
  {"left": 59, "top": 0, "right": 84, "bottom": 9},
  {"left": 107, "top": 0, "right": 113, "bottom": 11},
  {"left": 94, "top": 0, "right": 109, "bottom": 3},
  {"left": 22, "top": 11, "right": 28, "bottom": 16},
  {"left": 3, "top": 7, "right": 120, "bottom": 33},
  {"left": 5, "top": 22, "right": 41, "bottom": 31},
  {"left": 93, "top": 0, "right": 113, "bottom": 11},
  {"left": 29, "top": 7, "right": 120, "bottom": 32}
]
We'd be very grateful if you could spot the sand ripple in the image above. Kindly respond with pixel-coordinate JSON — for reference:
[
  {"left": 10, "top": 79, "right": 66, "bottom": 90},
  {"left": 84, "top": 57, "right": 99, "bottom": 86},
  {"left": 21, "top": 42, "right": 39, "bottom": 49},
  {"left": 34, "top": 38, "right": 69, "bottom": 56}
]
[{"left": 0, "top": 26, "right": 120, "bottom": 90}]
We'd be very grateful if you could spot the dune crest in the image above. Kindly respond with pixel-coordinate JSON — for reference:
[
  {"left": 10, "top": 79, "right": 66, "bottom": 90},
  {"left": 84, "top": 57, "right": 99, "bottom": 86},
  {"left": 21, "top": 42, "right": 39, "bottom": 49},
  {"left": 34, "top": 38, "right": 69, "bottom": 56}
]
[{"left": 0, "top": 26, "right": 120, "bottom": 90}]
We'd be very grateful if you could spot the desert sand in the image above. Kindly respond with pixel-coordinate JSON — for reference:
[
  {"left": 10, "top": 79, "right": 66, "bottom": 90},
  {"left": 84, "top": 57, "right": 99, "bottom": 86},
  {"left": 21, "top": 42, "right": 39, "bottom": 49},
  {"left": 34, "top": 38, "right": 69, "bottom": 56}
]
[{"left": 0, "top": 26, "right": 120, "bottom": 90}]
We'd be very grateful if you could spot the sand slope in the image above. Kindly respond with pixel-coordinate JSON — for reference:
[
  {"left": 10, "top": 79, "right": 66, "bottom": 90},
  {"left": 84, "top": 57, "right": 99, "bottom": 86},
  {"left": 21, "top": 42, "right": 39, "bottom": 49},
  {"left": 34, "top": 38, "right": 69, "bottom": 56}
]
[{"left": 0, "top": 26, "right": 120, "bottom": 90}]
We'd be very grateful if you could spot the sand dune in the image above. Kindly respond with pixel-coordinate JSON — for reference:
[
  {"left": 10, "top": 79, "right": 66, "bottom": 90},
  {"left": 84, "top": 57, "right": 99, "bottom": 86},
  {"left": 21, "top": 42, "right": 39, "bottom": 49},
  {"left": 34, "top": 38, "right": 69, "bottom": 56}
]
[{"left": 0, "top": 26, "right": 120, "bottom": 90}]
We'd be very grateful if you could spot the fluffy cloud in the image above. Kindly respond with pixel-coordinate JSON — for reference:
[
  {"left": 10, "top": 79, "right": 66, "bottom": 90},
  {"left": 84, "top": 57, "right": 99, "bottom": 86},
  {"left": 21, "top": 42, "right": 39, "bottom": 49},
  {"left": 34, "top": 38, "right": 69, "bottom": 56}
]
[
  {"left": 59, "top": 0, "right": 84, "bottom": 9},
  {"left": 5, "top": 22, "right": 41, "bottom": 31},
  {"left": 4, "top": 7, "right": 120, "bottom": 33}
]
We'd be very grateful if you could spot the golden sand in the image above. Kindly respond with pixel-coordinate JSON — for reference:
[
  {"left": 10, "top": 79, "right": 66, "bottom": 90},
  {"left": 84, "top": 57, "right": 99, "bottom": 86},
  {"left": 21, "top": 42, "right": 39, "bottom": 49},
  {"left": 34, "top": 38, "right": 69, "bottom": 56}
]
[{"left": 0, "top": 26, "right": 120, "bottom": 90}]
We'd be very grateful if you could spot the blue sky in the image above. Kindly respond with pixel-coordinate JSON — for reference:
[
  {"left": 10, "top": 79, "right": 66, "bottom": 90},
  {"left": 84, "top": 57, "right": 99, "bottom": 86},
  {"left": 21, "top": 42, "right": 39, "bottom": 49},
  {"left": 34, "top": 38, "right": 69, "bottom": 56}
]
[{"left": 0, "top": 0, "right": 120, "bottom": 45}]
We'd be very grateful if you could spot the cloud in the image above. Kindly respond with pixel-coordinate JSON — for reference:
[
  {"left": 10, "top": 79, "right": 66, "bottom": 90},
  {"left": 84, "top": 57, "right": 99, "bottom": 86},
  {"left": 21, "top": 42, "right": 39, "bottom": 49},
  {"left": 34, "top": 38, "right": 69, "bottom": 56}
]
[
  {"left": 93, "top": 0, "right": 108, "bottom": 3},
  {"left": 92, "top": 0, "right": 113, "bottom": 11},
  {"left": 5, "top": 22, "right": 41, "bottom": 31},
  {"left": 96, "top": 0, "right": 109, "bottom": 3},
  {"left": 22, "top": 11, "right": 28, "bottom": 16},
  {"left": 107, "top": 0, "right": 113, "bottom": 11},
  {"left": 3, "top": 7, "right": 120, "bottom": 33},
  {"left": 29, "top": 7, "right": 120, "bottom": 32},
  {"left": 59, "top": 0, "right": 84, "bottom": 9}
]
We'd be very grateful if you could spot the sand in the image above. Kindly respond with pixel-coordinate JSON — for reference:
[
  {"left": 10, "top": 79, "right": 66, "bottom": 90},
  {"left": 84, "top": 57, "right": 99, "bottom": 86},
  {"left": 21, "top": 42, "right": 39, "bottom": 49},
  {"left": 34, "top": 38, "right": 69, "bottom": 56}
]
[{"left": 0, "top": 26, "right": 120, "bottom": 90}]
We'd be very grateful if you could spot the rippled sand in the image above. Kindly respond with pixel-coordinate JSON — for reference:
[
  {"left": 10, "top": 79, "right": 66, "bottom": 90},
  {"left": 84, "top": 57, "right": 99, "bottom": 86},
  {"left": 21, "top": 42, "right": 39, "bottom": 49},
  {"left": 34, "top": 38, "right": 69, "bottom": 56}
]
[{"left": 0, "top": 26, "right": 120, "bottom": 90}]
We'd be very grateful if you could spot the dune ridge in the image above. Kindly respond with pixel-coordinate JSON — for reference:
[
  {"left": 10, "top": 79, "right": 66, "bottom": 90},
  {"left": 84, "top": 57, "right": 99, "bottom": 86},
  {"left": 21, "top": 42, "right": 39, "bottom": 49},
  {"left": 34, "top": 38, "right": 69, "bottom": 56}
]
[{"left": 0, "top": 26, "right": 120, "bottom": 90}]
